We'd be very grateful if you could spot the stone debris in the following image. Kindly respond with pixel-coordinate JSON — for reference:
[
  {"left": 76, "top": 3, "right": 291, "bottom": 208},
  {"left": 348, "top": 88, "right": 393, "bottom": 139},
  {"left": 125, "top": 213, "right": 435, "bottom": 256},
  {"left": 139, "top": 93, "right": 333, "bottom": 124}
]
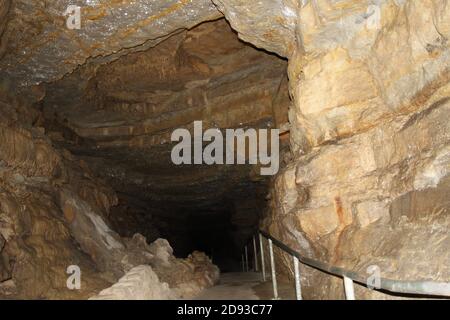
[
  {"left": 89, "top": 265, "right": 176, "bottom": 300},
  {"left": 90, "top": 240, "right": 220, "bottom": 300},
  {"left": 0, "top": 92, "right": 219, "bottom": 299}
]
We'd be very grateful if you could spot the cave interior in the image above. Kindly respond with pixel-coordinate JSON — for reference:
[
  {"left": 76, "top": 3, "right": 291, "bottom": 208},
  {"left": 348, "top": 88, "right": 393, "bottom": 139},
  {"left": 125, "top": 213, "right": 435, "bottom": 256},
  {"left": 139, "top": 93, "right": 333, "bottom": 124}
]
[{"left": 39, "top": 18, "right": 289, "bottom": 271}]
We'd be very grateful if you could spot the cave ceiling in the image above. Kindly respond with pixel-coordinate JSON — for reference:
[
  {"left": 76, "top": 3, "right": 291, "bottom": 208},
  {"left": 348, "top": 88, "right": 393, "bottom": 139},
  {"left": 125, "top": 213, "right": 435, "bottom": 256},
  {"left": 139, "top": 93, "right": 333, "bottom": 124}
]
[{"left": 0, "top": 1, "right": 291, "bottom": 253}]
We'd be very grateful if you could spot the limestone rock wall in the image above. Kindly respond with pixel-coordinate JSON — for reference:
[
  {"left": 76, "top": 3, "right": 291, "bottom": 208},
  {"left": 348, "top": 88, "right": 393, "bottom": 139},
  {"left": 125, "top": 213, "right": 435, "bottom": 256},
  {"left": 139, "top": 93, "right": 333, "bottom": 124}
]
[
  {"left": 0, "top": 91, "right": 219, "bottom": 299},
  {"left": 0, "top": 0, "right": 222, "bottom": 87},
  {"left": 0, "top": 93, "right": 118, "bottom": 298},
  {"left": 219, "top": 0, "right": 450, "bottom": 299}
]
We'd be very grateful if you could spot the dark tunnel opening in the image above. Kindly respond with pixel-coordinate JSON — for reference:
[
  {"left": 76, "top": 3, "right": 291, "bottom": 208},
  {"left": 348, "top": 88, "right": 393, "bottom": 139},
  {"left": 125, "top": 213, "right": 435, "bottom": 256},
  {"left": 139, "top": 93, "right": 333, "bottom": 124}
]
[{"left": 38, "top": 18, "right": 290, "bottom": 273}]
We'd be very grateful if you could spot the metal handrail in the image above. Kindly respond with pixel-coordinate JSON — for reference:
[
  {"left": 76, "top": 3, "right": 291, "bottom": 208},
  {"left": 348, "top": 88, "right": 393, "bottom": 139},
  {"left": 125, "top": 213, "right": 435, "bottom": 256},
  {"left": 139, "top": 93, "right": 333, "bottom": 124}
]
[{"left": 241, "top": 230, "right": 450, "bottom": 300}]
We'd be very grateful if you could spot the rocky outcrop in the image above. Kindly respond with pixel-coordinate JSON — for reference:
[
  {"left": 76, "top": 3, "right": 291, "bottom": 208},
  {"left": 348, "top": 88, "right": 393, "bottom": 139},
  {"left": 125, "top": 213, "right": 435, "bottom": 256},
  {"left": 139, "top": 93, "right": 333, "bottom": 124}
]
[
  {"left": 0, "top": 0, "right": 222, "bottom": 87},
  {"left": 90, "top": 239, "right": 219, "bottom": 300},
  {"left": 0, "top": 91, "right": 219, "bottom": 299},
  {"left": 0, "top": 94, "right": 116, "bottom": 298},
  {"left": 157, "top": 250, "right": 220, "bottom": 299},
  {"left": 214, "top": 0, "right": 450, "bottom": 299},
  {"left": 90, "top": 265, "right": 176, "bottom": 300},
  {"left": 266, "top": 103, "right": 450, "bottom": 298},
  {"left": 212, "top": 0, "right": 298, "bottom": 57}
]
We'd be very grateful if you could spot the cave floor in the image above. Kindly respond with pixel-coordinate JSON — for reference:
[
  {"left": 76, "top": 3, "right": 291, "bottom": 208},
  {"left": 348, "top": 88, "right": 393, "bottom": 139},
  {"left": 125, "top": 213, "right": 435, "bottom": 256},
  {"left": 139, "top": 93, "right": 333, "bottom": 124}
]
[{"left": 194, "top": 272, "right": 296, "bottom": 300}]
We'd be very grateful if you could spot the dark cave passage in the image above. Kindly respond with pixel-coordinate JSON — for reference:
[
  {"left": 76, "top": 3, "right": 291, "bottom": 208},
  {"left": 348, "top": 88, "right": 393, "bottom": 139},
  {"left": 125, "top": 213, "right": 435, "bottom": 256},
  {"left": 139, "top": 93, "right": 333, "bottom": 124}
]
[{"left": 40, "top": 18, "right": 290, "bottom": 272}]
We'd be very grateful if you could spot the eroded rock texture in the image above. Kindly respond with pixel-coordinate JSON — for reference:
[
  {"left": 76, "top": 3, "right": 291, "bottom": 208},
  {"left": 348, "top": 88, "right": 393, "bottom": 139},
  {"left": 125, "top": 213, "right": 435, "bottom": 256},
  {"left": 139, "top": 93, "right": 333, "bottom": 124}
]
[
  {"left": 0, "top": 0, "right": 222, "bottom": 87},
  {"left": 90, "top": 239, "right": 219, "bottom": 300},
  {"left": 0, "top": 91, "right": 219, "bottom": 298},
  {"left": 0, "top": 1, "right": 287, "bottom": 298},
  {"left": 1, "top": 0, "right": 449, "bottom": 300},
  {"left": 41, "top": 18, "right": 289, "bottom": 266},
  {"left": 223, "top": 0, "right": 450, "bottom": 299}
]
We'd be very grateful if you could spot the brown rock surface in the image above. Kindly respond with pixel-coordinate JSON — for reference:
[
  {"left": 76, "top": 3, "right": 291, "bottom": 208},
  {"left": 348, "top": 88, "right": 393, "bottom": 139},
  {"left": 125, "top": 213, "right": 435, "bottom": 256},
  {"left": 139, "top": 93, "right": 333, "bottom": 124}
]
[
  {"left": 0, "top": 93, "right": 115, "bottom": 298},
  {"left": 1, "top": 0, "right": 448, "bottom": 300},
  {"left": 0, "top": 89, "right": 220, "bottom": 299},
  {"left": 90, "top": 240, "right": 219, "bottom": 300},
  {"left": 41, "top": 18, "right": 288, "bottom": 262},
  {"left": 220, "top": 0, "right": 450, "bottom": 299},
  {"left": 0, "top": 0, "right": 222, "bottom": 87}
]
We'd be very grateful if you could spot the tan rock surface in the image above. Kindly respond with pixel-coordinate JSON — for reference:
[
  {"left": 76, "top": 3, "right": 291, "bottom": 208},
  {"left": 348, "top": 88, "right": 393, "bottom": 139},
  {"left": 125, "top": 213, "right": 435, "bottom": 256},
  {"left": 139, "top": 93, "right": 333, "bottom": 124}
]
[{"left": 1, "top": 0, "right": 449, "bottom": 300}]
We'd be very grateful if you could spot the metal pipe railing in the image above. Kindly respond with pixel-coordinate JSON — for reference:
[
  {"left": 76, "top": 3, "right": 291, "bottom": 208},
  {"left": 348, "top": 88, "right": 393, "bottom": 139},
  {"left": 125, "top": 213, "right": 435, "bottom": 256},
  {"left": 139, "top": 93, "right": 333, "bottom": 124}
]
[
  {"left": 293, "top": 255, "right": 302, "bottom": 300},
  {"left": 241, "top": 230, "right": 450, "bottom": 300},
  {"left": 268, "top": 239, "right": 279, "bottom": 299},
  {"left": 252, "top": 236, "right": 259, "bottom": 272},
  {"left": 259, "top": 233, "right": 266, "bottom": 282},
  {"left": 244, "top": 245, "right": 249, "bottom": 272}
]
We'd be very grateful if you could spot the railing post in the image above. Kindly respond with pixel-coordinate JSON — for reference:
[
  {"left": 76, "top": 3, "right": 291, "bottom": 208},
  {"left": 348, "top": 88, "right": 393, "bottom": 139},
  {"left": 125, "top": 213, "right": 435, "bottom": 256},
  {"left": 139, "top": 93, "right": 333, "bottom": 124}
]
[
  {"left": 259, "top": 233, "right": 266, "bottom": 281},
  {"left": 244, "top": 245, "right": 249, "bottom": 272},
  {"left": 255, "top": 231, "right": 450, "bottom": 299},
  {"left": 293, "top": 255, "right": 302, "bottom": 300},
  {"left": 252, "top": 236, "right": 259, "bottom": 272},
  {"left": 343, "top": 276, "right": 355, "bottom": 300},
  {"left": 268, "top": 239, "right": 279, "bottom": 299}
]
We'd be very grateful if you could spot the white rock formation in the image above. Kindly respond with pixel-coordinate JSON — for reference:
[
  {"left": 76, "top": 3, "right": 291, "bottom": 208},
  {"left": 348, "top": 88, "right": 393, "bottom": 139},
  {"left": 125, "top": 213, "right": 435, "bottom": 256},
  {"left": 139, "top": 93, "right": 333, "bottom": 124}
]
[{"left": 89, "top": 265, "right": 176, "bottom": 300}]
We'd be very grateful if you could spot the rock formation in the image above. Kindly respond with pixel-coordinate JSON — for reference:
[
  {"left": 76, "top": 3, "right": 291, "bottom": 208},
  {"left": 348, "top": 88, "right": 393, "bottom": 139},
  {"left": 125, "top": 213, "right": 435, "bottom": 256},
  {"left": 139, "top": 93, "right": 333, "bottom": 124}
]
[
  {"left": 90, "top": 240, "right": 219, "bottom": 300},
  {"left": 227, "top": 0, "right": 450, "bottom": 299},
  {"left": 40, "top": 18, "right": 289, "bottom": 263},
  {"left": 0, "top": 90, "right": 219, "bottom": 298},
  {"left": 0, "top": 0, "right": 448, "bottom": 300}
]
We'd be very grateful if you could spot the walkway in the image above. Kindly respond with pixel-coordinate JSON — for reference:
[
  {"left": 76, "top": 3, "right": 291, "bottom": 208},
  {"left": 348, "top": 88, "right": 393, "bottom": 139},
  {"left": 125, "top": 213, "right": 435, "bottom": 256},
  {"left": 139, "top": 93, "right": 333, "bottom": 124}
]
[{"left": 194, "top": 272, "right": 295, "bottom": 300}]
